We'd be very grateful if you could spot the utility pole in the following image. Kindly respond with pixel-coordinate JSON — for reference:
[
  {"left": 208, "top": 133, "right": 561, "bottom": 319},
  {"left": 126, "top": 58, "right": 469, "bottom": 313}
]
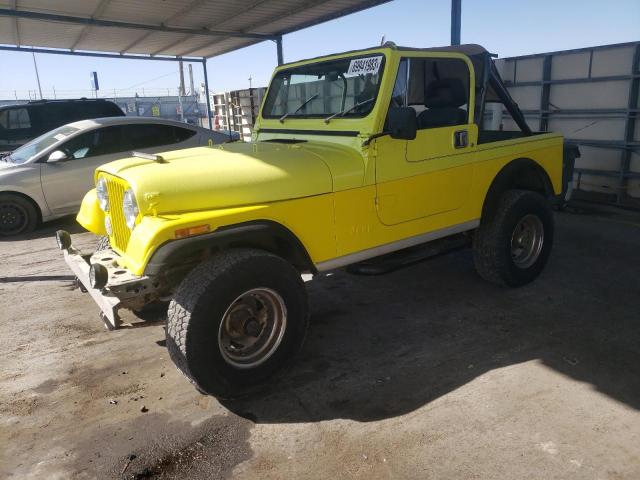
[
  {"left": 31, "top": 52, "right": 43, "bottom": 99},
  {"left": 178, "top": 60, "right": 186, "bottom": 96},
  {"left": 188, "top": 64, "right": 195, "bottom": 96},
  {"left": 451, "top": 0, "right": 461, "bottom": 46}
]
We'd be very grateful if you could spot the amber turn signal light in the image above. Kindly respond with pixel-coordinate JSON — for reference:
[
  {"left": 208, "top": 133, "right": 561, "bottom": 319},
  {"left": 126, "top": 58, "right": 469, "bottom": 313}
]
[{"left": 175, "top": 224, "right": 211, "bottom": 239}]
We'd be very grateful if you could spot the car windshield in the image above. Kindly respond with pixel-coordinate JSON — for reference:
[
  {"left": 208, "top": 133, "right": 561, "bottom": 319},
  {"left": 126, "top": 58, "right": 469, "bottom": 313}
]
[
  {"left": 262, "top": 54, "right": 386, "bottom": 120},
  {"left": 7, "top": 125, "right": 80, "bottom": 164}
]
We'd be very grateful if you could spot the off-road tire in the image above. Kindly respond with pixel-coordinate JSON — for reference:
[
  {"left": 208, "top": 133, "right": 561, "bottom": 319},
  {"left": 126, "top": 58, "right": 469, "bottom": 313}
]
[
  {"left": 473, "top": 190, "right": 554, "bottom": 287},
  {"left": 0, "top": 193, "right": 38, "bottom": 237},
  {"left": 166, "top": 248, "right": 309, "bottom": 398}
]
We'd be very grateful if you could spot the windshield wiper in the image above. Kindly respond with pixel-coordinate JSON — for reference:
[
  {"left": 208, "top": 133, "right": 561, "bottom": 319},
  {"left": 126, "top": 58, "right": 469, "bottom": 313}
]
[
  {"left": 324, "top": 97, "right": 374, "bottom": 124},
  {"left": 279, "top": 93, "right": 319, "bottom": 123}
]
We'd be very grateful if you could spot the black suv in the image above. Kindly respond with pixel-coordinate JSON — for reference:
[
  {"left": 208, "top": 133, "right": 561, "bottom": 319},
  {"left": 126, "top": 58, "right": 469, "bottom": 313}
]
[{"left": 0, "top": 99, "right": 125, "bottom": 153}]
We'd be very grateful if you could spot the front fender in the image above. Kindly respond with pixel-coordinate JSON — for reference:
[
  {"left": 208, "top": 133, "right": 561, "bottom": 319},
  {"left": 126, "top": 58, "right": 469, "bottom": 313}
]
[
  {"left": 116, "top": 194, "right": 335, "bottom": 276},
  {"left": 0, "top": 166, "right": 51, "bottom": 219},
  {"left": 76, "top": 189, "right": 106, "bottom": 235}
]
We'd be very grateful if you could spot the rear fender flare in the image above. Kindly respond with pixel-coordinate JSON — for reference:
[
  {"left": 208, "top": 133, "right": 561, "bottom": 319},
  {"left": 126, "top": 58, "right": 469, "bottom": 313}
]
[{"left": 481, "top": 158, "right": 554, "bottom": 221}]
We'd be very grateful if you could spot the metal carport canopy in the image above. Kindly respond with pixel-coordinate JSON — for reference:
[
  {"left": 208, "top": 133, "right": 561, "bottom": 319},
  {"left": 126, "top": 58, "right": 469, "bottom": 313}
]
[
  {"left": 0, "top": 0, "right": 391, "bottom": 129},
  {"left": 0, "top": 1, "right": 390, "bottom": 59}
]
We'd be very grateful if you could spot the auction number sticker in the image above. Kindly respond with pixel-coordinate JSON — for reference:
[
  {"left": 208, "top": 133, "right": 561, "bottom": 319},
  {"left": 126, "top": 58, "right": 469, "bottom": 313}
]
[{"left": 347, "top": 56, "right": 383, "bottom": 76}]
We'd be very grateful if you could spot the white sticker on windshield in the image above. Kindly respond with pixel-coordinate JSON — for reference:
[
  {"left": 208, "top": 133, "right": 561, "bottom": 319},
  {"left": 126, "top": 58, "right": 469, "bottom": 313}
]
[
  {"left": 347, "top": 56, "right": 383, "bottom": 76},
  {"left": 53, "top": 134, "right": 67, "bottom": 141}
]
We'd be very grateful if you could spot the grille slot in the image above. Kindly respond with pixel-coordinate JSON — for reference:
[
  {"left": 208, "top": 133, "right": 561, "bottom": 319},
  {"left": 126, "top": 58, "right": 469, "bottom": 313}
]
[{"left": 104, "top": 176, "right": 131, "bottom": 253}]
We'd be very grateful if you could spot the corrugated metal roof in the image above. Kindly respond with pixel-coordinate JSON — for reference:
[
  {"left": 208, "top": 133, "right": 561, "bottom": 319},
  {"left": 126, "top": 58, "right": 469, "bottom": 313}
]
[{"left": 0, "top": 0, "right": 391, "bottom": 58}]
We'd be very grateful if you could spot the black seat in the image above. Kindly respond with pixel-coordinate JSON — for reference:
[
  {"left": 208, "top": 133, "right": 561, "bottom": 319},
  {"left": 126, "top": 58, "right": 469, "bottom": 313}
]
[{"left": 417, "top": 78, "right": 468, "bottom": 129}]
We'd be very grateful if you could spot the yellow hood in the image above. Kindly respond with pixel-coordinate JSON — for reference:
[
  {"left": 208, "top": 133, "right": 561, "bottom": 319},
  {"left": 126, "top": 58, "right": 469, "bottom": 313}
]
[{"left": 97, "top": 141, "right": 358, "bottom": 215}]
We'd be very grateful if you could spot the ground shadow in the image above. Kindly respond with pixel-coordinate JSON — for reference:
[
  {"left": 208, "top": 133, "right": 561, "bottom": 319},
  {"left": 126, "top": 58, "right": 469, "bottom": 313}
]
[
  {"left": 0, "top": 214, "right": 85, "bottom": 242},
  {"left": 0, "top": 275, "right": 76, "bottom": 283},
  {"left": 221, "top": 211, "right": 640, "bottom": 423}
]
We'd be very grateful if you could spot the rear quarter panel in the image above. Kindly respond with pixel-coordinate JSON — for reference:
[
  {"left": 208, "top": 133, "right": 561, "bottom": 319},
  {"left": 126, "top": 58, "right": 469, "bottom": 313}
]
[{"left": 470, "top": 133, "right": 564, "bottom": 218}]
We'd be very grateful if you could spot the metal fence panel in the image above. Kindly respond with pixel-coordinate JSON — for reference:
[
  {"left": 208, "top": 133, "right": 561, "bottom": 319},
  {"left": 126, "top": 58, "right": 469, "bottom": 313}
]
[{"left": 497, "top": 41, "right": 640, "bottom": 206}]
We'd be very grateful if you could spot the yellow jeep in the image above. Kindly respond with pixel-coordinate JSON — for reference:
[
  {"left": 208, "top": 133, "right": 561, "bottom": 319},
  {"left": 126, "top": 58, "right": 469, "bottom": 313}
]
[{"left": 57, "top": 43, "right": 576, "bottom": 397}]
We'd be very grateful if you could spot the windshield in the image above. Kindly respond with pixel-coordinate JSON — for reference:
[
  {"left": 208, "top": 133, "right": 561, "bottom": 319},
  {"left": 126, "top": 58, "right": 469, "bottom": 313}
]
[
  {"left": 8, "top": 125, "right": 80, "bottom": 164},
  {"left": 262, "top": 54, "right": 386, "bottom": 120}
]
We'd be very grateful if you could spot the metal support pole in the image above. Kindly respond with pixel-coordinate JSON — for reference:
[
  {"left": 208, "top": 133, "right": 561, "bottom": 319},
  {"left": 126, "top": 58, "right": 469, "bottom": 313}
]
[
  {"left": 202, "top": 58, "right": 213, "bottom": 130},
  {"left": 539, "top": 55, "right": 552, "bottom": 132},
  {"left": 276, "top": 36, "right": 283, "bottom": 65},
  {"left": 31, "top": 51, "right": 43, "bottom": 99},
  {"left": 450, "top": 0, "right": 461, "bottom": 46}
]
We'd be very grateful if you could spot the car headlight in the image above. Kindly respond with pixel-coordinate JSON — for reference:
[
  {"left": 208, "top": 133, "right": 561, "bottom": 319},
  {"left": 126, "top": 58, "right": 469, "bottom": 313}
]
[
  {"left": 123, "top": 188, "right": 139, "bottom": 230},
  {"left": 96, "top": 177, "right": 109, "bottom": 211}
]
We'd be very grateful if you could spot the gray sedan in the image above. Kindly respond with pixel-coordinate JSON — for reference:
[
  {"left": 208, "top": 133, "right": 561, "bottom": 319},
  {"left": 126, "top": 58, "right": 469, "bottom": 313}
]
[{"left": 0, "top": 117, "right": 239, "bottom": 236}]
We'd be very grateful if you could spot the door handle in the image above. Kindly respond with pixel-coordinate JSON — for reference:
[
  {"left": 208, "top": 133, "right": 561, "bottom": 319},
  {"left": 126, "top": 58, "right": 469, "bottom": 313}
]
[{"left": 454, "top": 130, "right": 468, "bottom": 149}]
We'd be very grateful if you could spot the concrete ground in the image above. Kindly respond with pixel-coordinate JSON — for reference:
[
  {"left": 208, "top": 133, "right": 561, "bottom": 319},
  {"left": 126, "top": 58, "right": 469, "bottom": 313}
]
[{"left": 0, "top": 206, "right": 639, "bottom": 479}]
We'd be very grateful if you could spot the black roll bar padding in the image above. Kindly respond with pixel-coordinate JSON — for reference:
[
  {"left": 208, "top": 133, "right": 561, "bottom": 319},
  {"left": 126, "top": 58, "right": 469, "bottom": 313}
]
[{"left": 488, "top": 63, "right": 532, "bottom": 135}]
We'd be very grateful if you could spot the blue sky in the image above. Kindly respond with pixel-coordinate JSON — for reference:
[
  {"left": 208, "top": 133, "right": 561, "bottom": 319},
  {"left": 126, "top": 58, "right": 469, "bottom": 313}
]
[{"left": 0, "top": 0, "right": 638, "bottom": 99}]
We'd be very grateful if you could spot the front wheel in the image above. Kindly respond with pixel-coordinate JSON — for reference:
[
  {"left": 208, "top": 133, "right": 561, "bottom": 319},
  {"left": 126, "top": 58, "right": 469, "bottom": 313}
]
[
  {"left": 473, "top": 190, "right": 554, "bottom": 287},
  {"left": 0, "top": 193, "right": 38, "bottom": 237},
  {"left": 166, "top": 248, "right": 309, "bottom": 398}
]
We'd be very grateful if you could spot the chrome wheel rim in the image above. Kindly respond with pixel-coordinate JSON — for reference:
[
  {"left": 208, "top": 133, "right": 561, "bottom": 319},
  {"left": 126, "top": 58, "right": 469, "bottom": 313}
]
[
  {"left": 0, "top": 202, "right": 27, "bottom": 235},
  {"left": 218, "top": 288, "right": 287, "bottom": 369},
  {"left": 511, "top": 214, "right": 544, "bottom": 269}
]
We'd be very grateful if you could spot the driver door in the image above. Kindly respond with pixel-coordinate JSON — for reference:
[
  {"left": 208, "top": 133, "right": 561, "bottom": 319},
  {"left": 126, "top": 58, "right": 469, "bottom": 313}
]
[
  {"left": 375, "top": 54, "right": 477, "bottom": 225},
  {"left": 40, "top": 126, "right": 124, "bottom": 214}
]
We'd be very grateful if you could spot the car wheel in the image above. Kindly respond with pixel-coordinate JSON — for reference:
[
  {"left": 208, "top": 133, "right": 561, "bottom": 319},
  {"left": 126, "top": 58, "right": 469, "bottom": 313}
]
[
  {"left": 166, "top": 248, "right": 309, "bottom": 398},
  {"left": 0, "top": 193, "right": 38, "bottom": 237},
  {"left": 473, "top": 190, "right": 554, "bottom": 287}
]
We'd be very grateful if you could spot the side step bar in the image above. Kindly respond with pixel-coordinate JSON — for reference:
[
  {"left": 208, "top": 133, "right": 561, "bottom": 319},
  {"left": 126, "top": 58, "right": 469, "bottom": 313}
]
[{"left": 346, "top": 233, "right": 471, "bottom": 276}]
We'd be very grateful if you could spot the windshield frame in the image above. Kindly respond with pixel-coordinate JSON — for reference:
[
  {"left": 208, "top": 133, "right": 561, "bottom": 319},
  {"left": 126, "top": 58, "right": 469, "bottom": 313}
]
[
  {"left": 261, "top": 53, "right": 387, "bottom": 121},
  {"left": 7, "top": 125, "right": 81, "bottom": 165}
]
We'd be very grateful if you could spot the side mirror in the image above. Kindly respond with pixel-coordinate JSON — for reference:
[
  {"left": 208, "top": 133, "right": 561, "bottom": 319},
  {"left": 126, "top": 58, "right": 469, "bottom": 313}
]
[
  {"left": 47, "top": 150, "right": 69, "bottom": 163},
  {"left": 388, "top": 107, "right": 417, "bottom": 140}
]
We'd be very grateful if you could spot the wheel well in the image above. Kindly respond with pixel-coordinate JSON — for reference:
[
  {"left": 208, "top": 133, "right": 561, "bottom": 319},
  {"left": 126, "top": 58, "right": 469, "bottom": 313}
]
[
  {"left": 481, "top": 158, "right": 553, "bottom": 222},
  {"left": 145, "top": 220, "right": 316, "bottom": 277},
  {"left": 0, "top": 190, "right": 42, "bottom": 224}
]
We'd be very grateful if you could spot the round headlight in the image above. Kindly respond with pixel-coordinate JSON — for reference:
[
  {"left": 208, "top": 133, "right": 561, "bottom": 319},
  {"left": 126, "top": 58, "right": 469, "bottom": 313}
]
[
  {"left": 96, "top": 177, "right": 109, "bottom": 211},
  {"left": 123, "top": 188, "right": 139, "bottom": 230}
]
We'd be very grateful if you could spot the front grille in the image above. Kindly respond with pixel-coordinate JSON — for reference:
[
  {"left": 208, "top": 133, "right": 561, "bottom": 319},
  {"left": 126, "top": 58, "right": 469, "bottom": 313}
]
[{"left": 103, "top": 175, "right": 131, "bottom": 253}]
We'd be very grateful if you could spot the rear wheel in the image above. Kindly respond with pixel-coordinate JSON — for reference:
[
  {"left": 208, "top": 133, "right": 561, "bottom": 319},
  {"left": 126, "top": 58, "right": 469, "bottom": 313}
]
[
  {"left": 166, "top": 248, "right": 309, "bottom": 398},
  {"left": 0, "top": 193, "right": 38, "bottom": 237},
  {"left": 473, "top": 190, "right": 554, "bottom": 287}
]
